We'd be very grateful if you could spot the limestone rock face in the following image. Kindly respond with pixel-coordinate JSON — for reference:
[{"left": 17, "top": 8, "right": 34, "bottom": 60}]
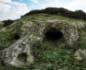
[
  {"left": 22, "top": 20, "right": 80, "bottom": 45},
  {"left": 0, "top": 36, "right": 34, "bottom": 67},
  {"left": 0, "top": 19, "right": 85, "bottom": 67},
  {"left": 63, "top": 23, "right": 79, "bottom": 45},
  {"left": 74, "top": 49, "right": 86, "bottom": 61}
]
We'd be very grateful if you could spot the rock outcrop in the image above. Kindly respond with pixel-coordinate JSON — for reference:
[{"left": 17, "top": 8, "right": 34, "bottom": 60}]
[
  {"left": 22, "top": 20, "right": 84, "bottom": 45},
  {"left": 74, "top": 49, "right": 86, "bottom": 61},
  {"left": 0, "top": 35, "right": 34, "bottom": 67},
  {"left": 0, "top": 17, "right": 86, "bottom": 67}
]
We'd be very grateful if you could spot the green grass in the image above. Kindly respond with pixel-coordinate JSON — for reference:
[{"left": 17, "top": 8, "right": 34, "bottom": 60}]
[
  {"left": 1, "top": 40, "right": 86, "bottom": 70},
  {"left": 0, "top": 43, "right": 86, "bottom": 70}
]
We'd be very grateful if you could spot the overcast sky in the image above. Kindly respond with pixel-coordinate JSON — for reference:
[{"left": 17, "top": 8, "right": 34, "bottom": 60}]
[{"left": 0, "top": 0, "right": 86, "bottom": 21}]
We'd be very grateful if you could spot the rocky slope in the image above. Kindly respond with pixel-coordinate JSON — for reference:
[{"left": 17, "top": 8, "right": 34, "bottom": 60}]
[{"left": 0, "top": 8, "right": 86, "bottom": 70}]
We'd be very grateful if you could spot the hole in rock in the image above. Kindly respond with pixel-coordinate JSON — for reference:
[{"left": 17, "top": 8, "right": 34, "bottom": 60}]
[
  {"left": 44, "top": 27, "right": 63, "bottom": 41},
  {"left": 13, "top": 33, "right": 20, "bottom": 40},
  {"left": 17, "top": 53, "right": 28, "bottom": 62}
]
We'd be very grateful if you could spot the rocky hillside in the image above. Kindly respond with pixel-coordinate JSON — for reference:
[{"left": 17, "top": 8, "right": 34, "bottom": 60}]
[{"left": 0, "top": 8, "right": 86, "bottom": 70}]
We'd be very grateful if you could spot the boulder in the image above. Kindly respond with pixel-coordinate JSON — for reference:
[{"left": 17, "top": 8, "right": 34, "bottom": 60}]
[
  {"left": 74, "top": 49, "right": 86, "bottom": 61},
  {"left": 0, "top": 35, "right": 34, "bottom": 67}
]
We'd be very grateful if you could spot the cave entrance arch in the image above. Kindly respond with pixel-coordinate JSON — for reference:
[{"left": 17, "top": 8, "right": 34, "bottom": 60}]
[{"left": 44, "top": 27, "right": 63, "bottom": 41}]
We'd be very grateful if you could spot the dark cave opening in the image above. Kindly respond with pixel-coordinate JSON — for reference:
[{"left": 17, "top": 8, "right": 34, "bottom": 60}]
[
  {"left": 17, "top": 53, "right": 28, "bottom": 62},
  {"left": 44, "top": 27, "right": 63, "bottom": 41},
  {"left": 13, "top": 33, "right": 20, "bottom": 40}
]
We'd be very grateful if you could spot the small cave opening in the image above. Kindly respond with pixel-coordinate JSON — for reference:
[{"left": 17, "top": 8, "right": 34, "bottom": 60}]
[
  {"left": 17, "top": 53, "right": 28, "bottom": 62},
  {"left": 13, "top": 33, "right": 20, "bottom": 40},
  {"left": 44, "top": 27, "right": 63, "bottom": 41}
]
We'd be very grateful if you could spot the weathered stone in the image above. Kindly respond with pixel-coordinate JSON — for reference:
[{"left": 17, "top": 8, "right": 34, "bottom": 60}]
[
  {"left": 22, "top": 20, "right": 80, "bottom": 45},
  {"left": 0, "top": 35, "right": 34, "bottom": 67},
  {"left": 63, "top": 23, "right": 79, "bottom": 45},
  {"left": 0, "top": 19, "right": 85, "bottom": 67},
  {"left": 74, "top": 49, "right": 86, "bottom": 61}
]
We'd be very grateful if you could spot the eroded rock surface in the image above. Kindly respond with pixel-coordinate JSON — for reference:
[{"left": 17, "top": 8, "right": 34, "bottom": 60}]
[
  {"left": 0, "top": 35, "right": 34, "bottom": 67},
  {"left": 0, "top": 19, "right": 86, "bottom": 67},
  {"left": 22, "top": 20, "right": 82, "bottom": 45},
  {"left": 74, "top": 49, "right": 86, "bottom": 61}
]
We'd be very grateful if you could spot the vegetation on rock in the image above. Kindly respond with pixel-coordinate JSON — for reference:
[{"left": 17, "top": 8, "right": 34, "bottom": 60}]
[{"left": 0, "top": 7, "right": 86, "bottom": 70}]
